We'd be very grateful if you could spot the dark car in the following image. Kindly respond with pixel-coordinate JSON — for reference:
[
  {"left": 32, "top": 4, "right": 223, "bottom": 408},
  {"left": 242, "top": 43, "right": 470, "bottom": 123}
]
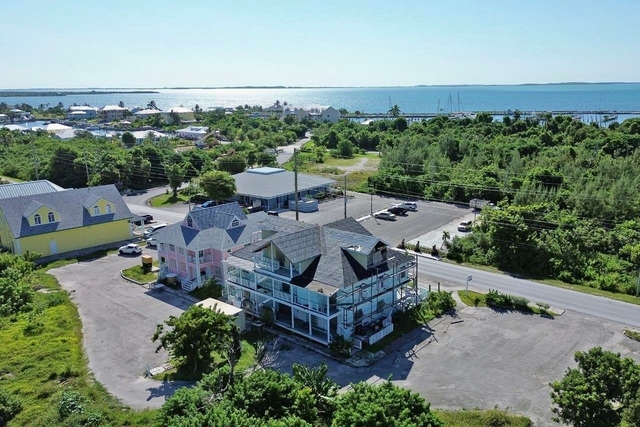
[
  {"left": 201, "top": 200, "right": 216, "bottom": 208},
  {"left": 140, "top": 214, "right": 154, "bottom": 224},
  {"left": 190, "top": 194, "right": 210, "bottom": 204},
  {"left": 387, "top": 206, "right": 407, "bottom": 215}
]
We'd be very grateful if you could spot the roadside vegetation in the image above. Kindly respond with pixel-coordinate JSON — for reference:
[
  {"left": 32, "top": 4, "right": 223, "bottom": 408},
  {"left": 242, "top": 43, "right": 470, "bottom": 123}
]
[
  {"left": 148, "top": 191, "right": 188, "bottom": 207},
  {"left": 353, "top": 113, "right": 640, "bottom": 299},
  {"left": 458, "top": 289, "right": 552, "bottom": 316},
  {"left": 0, "top": 252, "right": 156, "bottom": 426}
]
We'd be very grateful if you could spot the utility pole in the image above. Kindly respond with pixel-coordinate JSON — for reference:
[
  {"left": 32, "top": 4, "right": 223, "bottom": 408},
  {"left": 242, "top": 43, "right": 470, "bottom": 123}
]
[
  {"left": 294, "top": 148, "right": 299, "bottom": 221},
  {"left": 84, "top": 152, "right": 90, "bottom": 185},
  {"left": 32, "top": 141, "right": 39, "bottom": 180},
  {"left": 343, "top": 175, "right": 347, "bottom": 219},
  {"left": 370, "top": 188, "right": 373, "bottom": 215}
]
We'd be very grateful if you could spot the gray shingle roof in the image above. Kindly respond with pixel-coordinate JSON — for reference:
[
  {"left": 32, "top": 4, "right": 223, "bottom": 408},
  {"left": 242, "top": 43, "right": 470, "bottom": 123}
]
[
  {"left": 188, "top": 203, "right": 247, "bottom": 230},
  {"left": 0, "top": 185, "right": 133, "bottom": 238},
  {"left": 230, "top": 218, "right": 408, "bottom": 291},
  {"left": 233, "top": 168, "right": 335, "bottom": 199},
  {"left": 0, "top": 180, "right": 65, "bottom": 200},
  {"left": 155, "top": 205, "right": 313, "bottom": 251}
]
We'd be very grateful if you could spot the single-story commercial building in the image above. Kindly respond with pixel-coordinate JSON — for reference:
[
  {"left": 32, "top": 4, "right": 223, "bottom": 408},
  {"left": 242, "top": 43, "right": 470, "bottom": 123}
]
[
  {"left": 233, "top": 167, "right": 335, "bottom": 211},
  {"left": 130, "top": 130, "right": 167, "bottom": 144}
]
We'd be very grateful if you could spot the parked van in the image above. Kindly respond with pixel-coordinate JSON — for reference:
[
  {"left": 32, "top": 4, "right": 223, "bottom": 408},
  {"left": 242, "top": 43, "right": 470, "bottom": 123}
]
[{"left": 144, "top": 223, "right": 168, "bottom": 239}]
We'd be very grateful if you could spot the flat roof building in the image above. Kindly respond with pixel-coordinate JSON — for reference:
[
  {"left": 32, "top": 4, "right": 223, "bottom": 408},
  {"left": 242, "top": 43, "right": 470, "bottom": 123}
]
[{"left": 233, "top": 167, "right": 335, "bottom": 211}]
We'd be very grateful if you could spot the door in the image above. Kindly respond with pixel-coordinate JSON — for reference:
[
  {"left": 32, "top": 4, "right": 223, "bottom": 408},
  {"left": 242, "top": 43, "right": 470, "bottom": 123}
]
[{"left": 49, "top": 240, "right": 58, "bottom": 255}]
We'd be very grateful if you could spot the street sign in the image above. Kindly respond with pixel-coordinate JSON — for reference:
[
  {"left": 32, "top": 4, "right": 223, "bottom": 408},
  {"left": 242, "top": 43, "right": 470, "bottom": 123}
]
[{"left": 466, "top": 275, "right": 473, "bottom": 297}]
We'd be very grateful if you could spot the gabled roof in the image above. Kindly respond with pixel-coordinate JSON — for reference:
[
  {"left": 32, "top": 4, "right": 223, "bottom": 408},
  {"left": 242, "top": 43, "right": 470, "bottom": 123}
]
[
  {"left": 188, "top": 203, "right": 247, "bottom": 230},
  {"left": 0, "top": 185, "right": 133, "bottom": 239},
  {"left": 231, "top": 218, "right": 404, "bottom": 291},
  {"left": 0, "top": 180, "right": 65, "bottom": 200}
]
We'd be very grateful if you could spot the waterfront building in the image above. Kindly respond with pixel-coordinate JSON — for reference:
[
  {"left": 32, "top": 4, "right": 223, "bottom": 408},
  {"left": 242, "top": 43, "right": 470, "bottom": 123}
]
[
  {"left": 100, "top": 105, "right": 129, "bottom": 121},
  {"left": 162, "top": 107, "right": 195, "bottom": 123},
  {"left": 68, "top": 106, "right": 99, "bottom": 119},
  {"left": 176, "top": 125, "right": 208, "bottom": 140}
]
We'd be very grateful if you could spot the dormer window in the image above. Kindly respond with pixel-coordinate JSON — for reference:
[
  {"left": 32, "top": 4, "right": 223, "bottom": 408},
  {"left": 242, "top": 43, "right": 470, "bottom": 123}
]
[
  {"left": 48, "top": 212, "right": 55, "bottom": 222},
  {"left": 106, "top": 204, "right": 112, "bottom": 214},
  {"left": 93, "top": 206, "right": 100, "bottom": 215},
  {"left": 187, "top": 216, "right": 193, "bottom": 227},
  {"left": 34, "top": 214, "right": 41, "bottom": 225},
  {"left": 231, "top": 218, "right": 239, "bottom": 227}
]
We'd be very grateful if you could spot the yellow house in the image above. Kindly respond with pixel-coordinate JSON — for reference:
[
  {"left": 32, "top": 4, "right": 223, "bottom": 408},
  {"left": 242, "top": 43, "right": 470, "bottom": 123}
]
[{"left": 0, "top": 184, "right": 134, "bottom": 258}]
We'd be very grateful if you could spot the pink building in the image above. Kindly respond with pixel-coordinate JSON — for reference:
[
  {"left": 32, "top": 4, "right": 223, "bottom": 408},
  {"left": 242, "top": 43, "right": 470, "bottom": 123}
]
[{"left": 155, "top": 202, "right": 308, "bottom": 292}]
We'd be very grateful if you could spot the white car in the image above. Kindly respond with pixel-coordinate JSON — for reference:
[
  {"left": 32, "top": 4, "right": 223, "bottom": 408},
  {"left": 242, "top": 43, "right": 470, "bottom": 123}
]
[
  {"left": 396, "top": 202, "right": 418, "bottom": 211},
  {"left": 119, "top": 243, "right": 143, "bottom": 255},
  {"left": 374, "top": 211, "right": 397, "bottom": 221},
  {"left": 457, "top": 220, "right": 473, "bottom": 232},
  {"left": 146, "top": 237, "right": 158, "bottom": 247}
]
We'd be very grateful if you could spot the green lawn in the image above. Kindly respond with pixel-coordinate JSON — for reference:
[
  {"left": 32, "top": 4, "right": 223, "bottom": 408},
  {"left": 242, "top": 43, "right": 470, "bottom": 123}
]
[
  {"left": 457, "top": 290, "right": 488, "bottom": 307},
  {"left": 0, "top": 269, "right": 158, "bottom": 426},
  {"left": 148, "top": 192, "right": 189, "bottom": 207},
  {"left": 121, "top": 265, "right": 157, "bottom": 284},
  {"left": 435, "top": 408, "right": 532, "bottom": 427},
  {"left": 444, "top": 259, "right": 640, "bottom": 307}
]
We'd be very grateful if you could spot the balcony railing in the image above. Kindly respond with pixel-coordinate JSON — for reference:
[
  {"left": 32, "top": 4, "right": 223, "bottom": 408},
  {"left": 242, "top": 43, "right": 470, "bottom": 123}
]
[
  {"left": 227, "top": 272, "right": 257, "bottom": 290},
  {"left": 254, "top": 256, "right": 280, "bottom": 272}
]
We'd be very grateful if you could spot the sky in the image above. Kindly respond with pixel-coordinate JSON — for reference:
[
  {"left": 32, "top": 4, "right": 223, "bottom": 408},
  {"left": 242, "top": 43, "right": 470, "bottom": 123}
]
[{"left": 1, "top": 0, "right": 638, "bottom": 88}]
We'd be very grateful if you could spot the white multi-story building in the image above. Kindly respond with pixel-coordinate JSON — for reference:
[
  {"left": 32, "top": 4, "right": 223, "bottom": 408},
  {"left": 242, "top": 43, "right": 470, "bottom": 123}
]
[
  {"left": 224, "top": 217, "right": 425, "bottom": 348},
  {"left": 100, "top": 105, "right": 128, "bottom": 121},
  {"left": 67, "top": 106, "right": 99, "bottom": 120}
]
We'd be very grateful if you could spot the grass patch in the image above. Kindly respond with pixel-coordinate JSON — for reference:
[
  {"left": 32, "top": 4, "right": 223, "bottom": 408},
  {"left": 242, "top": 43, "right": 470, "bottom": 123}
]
[
  {"left": 122, "top": 265, "right": 157, "bottom": 284},
  {"left": 444, "top": 258, "right": 640, "bottom": 307},
  {"left": 434, "top": 408, "right": 532, "bottom": 427},
  {"left": 458, "top": 290, "right": 487, "bottom": 307},
  {"left": 148, "top": 192, "right": 189, "bottom": 207},
  {"left": 0, "top": 272, "right": 158, "bottom": 426},
  {"left": 624, "top": 329, "right": 640, "bottom": 342},
  {"left": 39, "top": 248, "right": 119, "bottom": 271}
]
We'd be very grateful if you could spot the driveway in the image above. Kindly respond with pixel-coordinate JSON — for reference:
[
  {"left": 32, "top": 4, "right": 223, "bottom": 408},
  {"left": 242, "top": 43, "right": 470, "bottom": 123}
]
[
  {"left": 277, "top": 133, "right": 311, "bottom": 165},
  {"left": 269, "top": 305, "right": 640, "bottom": 427},
  {"left": 50, "top": 253, "right": 193, "bottom": 409}
]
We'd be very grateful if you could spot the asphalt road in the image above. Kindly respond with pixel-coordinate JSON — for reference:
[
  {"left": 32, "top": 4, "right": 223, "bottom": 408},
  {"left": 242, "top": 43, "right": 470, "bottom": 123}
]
[
  {"left": 277, "top": 134, "right": 311, "bottom": 165},
  {"left": 419, "top": 257, "right": 640, "bottom": 328}
]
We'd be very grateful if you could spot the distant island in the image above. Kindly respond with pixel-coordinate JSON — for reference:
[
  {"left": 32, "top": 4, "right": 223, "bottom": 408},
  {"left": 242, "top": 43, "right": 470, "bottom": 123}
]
[{"left": 0, "top": 90, "right": 158, "bottom": 97}]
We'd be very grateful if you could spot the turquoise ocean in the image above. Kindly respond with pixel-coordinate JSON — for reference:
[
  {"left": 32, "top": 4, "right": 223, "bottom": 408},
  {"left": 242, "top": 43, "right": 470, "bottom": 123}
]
[{"left": 2, "top": 84, "right": 640, "bottom": 115}]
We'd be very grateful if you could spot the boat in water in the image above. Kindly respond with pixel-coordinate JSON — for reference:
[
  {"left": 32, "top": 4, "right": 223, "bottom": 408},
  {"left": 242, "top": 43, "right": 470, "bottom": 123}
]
[{"left": 602, "top": 114, "right": 618, "bottom": 122}]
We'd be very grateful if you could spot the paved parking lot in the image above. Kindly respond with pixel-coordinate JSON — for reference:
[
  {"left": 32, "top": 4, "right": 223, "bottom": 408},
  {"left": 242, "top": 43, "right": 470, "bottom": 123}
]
[
  {"left": 270, "top": 306, "right": 640, "bottom": 427},
  {"left": 51, "top": 252, "right": 640, "bottom": 424},
  {"left": 50, "top": 252, "right": 192, "bottom": 409},
  {"left": 280, "top": 193, "right": 471, "bottom": 246}
]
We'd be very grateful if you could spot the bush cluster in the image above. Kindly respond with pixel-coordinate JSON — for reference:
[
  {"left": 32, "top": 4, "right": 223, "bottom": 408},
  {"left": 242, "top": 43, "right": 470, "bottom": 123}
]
[{"left": 485, "top": 289, "right": 530, "bottom": 310}]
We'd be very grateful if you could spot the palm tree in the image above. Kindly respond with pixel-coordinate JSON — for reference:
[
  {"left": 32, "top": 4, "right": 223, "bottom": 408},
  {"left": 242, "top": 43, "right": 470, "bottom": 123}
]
[
  {"left": 118, "top": 101, "right": 125, "bottom": 108},
  {"left": 441, "top": 231, "right": 451, "bottom": 249},
  {"left": 147, "top": 100, "right": 158, "bottom": 110},
  {"left": 388, "top": 104, "right": 401, "bottom": 117}
]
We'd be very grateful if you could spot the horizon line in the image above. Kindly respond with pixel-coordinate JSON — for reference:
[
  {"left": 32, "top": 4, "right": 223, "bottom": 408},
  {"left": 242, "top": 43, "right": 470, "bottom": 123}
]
[{"left": 3, "top": 81, "right": 640, "bottom": 91}]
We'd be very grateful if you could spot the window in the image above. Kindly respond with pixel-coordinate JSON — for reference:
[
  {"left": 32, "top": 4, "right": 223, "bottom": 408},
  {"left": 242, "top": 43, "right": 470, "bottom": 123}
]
[
  {"left": 179, "top": 262, "right": 186, "bottom": 272},
  {"left": 178, "top": 247, "right": 184, "bottom": 255},
  {"left": 34, "top": 214, "right": 41, "bottom": 225},
  {"left": 106, "top": 204, "right": 112, "bottom": 214},
  {"left": 160, "top": 243, "right": 165, "bottom": 250},
  {"left": 198, "top": 250, "right": 204, "bottom": 257},
  {"left": 160, "top": 257, "right": 166, "bottom": 263},
  {"left": 215, "top": 266, "right": 222, "bottom": 277},
  {"left": 187, "top": 216, "right": 193, "bottom": 227},
  {"left": 47, "top": 212, "right": 55, "bottom": 222},
  {"left": 169, "top": 244, "right": 175, "bottom": 252},
  {"left": 169, "top": 259, "right": 177, "bottom": 268},
  {"left": 231, "top": 218, "right": 239, "bottom": 227},
  {"left": 93, "top": 206, "right": 100, "bottom": 215}
]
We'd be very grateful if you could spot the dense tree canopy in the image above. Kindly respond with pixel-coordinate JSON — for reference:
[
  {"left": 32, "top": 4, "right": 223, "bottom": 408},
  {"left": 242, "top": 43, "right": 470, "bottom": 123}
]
[
  {"left": 200, "top": 171, "right": 237, "bottom": 203},
  {"left": 550, "top": 347, "right": 640, "bottom": 427}
]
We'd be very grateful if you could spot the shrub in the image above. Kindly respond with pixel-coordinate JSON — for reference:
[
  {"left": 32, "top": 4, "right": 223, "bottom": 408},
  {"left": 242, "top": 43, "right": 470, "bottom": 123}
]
[
  {"left": 329, "top": 335, "right": 352, "bottom": 358},
  {"left": 511, "top": 296, "right": 530, "bottom": 309},
  {"left": 427, "top": 291, "right": 456, "bottom": 314},
  {"left": 58, "top": 390, "right": 85, "bottom": 419},
  {"left": 0, "top": 387, "right": 22, "bottom": 426},
  {"left": 190, "top": 277, "right": 223, "bottom": 300}
]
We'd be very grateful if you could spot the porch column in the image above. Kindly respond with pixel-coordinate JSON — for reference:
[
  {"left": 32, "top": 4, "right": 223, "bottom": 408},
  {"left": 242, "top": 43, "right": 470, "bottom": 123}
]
[
  {"left": 291, "top": 306, "right": 294, "bottom": 328},
  {"left": 326, "top": 321, "right": 330, "bottom": 343},
  {"left": 196, "top": 252, "right": 201, "bottom": 287},
  {"left": 289, "top": 263, "right": 293, "bottom": 278},
  {"left": 308, "top": 314, "right": 312, "bottom": 336}
]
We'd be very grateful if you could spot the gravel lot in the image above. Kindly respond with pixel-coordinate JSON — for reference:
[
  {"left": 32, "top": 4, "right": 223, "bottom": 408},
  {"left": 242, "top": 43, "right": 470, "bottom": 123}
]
[{"left": 50, "top": 252, "right": 192, "bottom": 409}]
